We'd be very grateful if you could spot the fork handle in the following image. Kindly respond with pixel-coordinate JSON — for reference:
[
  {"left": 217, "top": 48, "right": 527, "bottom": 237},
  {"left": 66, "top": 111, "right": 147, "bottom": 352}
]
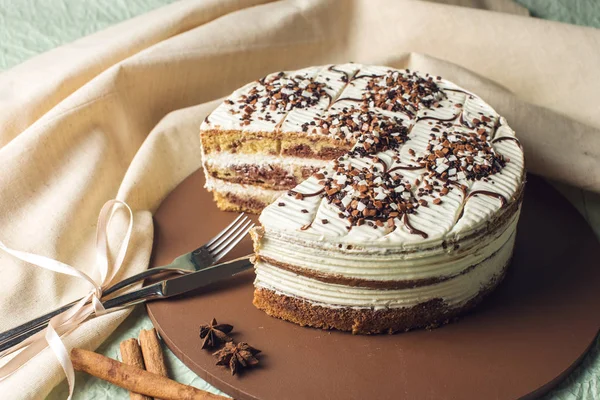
[
  {"left": 0, "top": 267, "right": 185, "bottom": 347},
  {"left": 0, "top": 283, "right": 166, "bottom": 354},
  {"left": 0, "top": 303, "right": 76, "bottom": 349},
  {"left": 0, "top": 323, "right": 48, "bottom": 353}
]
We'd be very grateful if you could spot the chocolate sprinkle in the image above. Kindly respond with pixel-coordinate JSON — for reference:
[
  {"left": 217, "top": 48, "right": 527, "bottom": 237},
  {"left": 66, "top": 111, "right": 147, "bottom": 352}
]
[
  {"left": 337, "top": 70, "right": 445, "bottom": 118},
  {"left": 423, "top": 130, "right": 507, "bottom": 182},
  {"left": 230, "top": 71, "right": 330, "bottom": 123}
]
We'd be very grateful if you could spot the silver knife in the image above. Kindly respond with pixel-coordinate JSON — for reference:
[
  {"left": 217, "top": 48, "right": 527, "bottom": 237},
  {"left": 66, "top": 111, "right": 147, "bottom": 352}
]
[
  {"left": 102, "top": 255, "right": 253, "bottom": 309},
  {"left": 0, "top": 255, "right": 253, "bottom": 353}
]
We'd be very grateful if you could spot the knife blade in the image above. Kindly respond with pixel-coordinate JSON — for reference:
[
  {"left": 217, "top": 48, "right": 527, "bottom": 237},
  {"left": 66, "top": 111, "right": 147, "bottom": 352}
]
[
  {"left": 101, "top": 255, "right": 254, "bottom": 310},
  {"left": 162, "top": 255, "right": 253, "bottom": 297}
]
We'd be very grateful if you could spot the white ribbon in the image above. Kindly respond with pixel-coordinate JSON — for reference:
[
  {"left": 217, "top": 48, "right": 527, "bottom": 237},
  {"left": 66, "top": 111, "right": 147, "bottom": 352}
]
[{"left": 0, "top": 199, "right": 134, "bottom": 399}]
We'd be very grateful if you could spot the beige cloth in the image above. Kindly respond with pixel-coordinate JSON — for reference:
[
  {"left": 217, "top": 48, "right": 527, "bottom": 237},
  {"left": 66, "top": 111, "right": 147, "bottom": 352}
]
[{"left": 0, "top": 0, "right": 599, "bottom": 398}]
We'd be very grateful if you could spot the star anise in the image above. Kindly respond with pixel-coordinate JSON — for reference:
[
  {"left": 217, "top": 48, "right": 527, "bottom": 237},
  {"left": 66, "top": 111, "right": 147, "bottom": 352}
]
[
  {"left": 213, "top": 342, "right": 261, "bottom": 375},
  {"left": 199, "top": 318, "right": 233, "bottom": 349}
]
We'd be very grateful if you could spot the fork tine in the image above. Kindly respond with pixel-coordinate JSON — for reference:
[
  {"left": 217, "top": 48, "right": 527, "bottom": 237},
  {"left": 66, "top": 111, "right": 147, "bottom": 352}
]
[
  {"left": 210, "top": 219, "right": 253, "bottom": 256},
  {"left": 211, "top": 221, "right": 255, "bottom": 263},
  {"left": 206, "top": 214, "right": 249, "bottom": 250}
]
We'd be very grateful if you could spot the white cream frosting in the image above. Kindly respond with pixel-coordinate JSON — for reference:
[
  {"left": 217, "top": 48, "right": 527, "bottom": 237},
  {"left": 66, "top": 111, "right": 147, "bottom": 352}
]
[
  {"left": 257, "top": 81, "right": 525, "bottom": 245},
  {"left": 255, "top": 229, "right": 514, "bottom": 310},
  {"left": 258, "top": 212, "right": 519, "bottom": 282},
  {"left": 201, "top": 64, "right": 358, "bottom": 134}
]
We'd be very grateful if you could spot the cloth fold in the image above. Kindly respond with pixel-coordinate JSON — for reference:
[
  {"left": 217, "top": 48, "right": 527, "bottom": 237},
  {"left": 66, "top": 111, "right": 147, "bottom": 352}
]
[
  {"left": 0, "top": 199, "right": 135, "bottom": 400},
  {"left": 0, "top": 0, "right": 598, "bottom": 398}
]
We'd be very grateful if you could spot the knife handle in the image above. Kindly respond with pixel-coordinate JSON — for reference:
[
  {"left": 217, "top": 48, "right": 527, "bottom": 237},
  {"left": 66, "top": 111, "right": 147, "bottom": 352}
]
[
  {"left": 102, "top": 282, "right": 166, "bottom": 310},
  {"left": 0, "top": 266, "right": 188, "bottom": 351}
]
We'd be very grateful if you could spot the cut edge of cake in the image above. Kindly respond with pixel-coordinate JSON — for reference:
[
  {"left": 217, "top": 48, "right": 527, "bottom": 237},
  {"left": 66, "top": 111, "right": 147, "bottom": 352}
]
[{"left": 199, "top": 64, "right": 362, "bottom": 213}]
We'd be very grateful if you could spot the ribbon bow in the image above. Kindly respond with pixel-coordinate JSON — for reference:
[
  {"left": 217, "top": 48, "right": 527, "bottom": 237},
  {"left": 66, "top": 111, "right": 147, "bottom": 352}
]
[{"left": 0, "top": 200, "right": 133, "bottom": 399}]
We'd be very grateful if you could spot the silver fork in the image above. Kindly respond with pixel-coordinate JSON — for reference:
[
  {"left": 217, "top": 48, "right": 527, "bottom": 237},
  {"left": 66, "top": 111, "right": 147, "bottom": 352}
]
[{"left": 0, "top": 213, "right": 254, "bottom": 352}]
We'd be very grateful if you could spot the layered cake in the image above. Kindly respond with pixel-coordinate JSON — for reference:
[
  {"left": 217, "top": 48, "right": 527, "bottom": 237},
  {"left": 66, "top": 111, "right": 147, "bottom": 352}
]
[{"left": 200, "top": 64, "right": 525, "bottom": 334}]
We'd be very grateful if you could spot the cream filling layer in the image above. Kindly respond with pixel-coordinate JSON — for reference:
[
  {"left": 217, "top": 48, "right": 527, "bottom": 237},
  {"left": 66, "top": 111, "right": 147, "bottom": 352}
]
[
  {"left": 203, "top": 152, "right": 329, "bottom": 171},
  {"left": 256, "top": 212, "right": 519, "bottom": 282},
  {"left": 254, "top": 230, "right": 514, "bottom": 310},
  {"left": 205, "top": 176, "right": 284, "bottom": 202}
]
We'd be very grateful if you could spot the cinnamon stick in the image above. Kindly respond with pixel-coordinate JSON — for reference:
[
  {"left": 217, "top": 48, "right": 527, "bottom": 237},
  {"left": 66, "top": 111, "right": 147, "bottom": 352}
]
[
  {"left": 71, "top": 348, "right": 227, "bottom": 400},
  {"left": 139, "top": 328, "right": 168, "bottom": 378},
  {"left": 120, "top": 338, "right": 152, "bottom": 400}
]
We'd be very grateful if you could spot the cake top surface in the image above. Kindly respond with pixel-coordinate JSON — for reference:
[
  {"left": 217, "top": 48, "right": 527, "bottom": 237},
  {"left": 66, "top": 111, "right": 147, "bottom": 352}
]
[{"left": 202, "top": 64, "right": 525, "bottom": 246}]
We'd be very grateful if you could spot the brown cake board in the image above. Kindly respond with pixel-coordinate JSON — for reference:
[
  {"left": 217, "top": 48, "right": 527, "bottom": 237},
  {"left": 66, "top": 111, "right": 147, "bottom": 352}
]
[{"left": 147, "top": 170, "right": 600, "bottom": 400}]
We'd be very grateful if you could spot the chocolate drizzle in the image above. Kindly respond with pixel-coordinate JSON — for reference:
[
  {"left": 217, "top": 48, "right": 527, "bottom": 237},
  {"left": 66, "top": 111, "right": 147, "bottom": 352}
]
[
  {"left": 458, "top": 111, "right": 472, "bottom": 128},
  {"left": 300, "top": 222, "right": 313, "bottom": 231},
  {"left": 417, "top": 114, "right": 460, "bottom": 123},
  {"left": 402, "top": 214, "right": 428, "bottom": 239},
  {"left": 455, "top": 207, "right": 465, "bottom": 224},
  {"left": 454, "top": 188, "right": 507, "bottom": 225},
  {"left": 328, "top": 65, "right": 353, "bottom": 83},
  {"left": 387, "top": 164, "right": 426, "bottom": 174},
  {"left": 333, "top": 97, "right": 364, "bottom": 105},
  {"left": 288, "top": 188, "right": 325, "bottom": 199},
  {"left": 490, "top": 118, "right": 501, "bottom": 141},
  {"left": 352, "top": 73, "right": 386, "bottom": 81},
  {"left": 492, "top": 136, "right": 522, "bottom": 148},
  {"left": 467, "top": 190, "right": 507, "bottom": 207},
  {"left": 371, "top": 157, "right": 389, "bottom": 174},
  {"left": 445, "top": 88, "right": 474, "bottom": 98},
  {"left": 448, "top": 180, "right": 468, "bottom": 197}
]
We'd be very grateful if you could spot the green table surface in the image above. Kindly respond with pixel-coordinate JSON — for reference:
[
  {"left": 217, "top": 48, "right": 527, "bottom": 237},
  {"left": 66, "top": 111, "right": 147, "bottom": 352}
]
[{"left": 1, "top": 0, "right": 598, "bottom": 398}]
